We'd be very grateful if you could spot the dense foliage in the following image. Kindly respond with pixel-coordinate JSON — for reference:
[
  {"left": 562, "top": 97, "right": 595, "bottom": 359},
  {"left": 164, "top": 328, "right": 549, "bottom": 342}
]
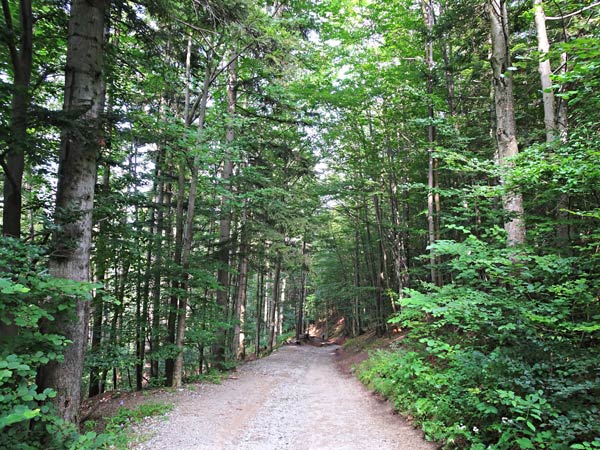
[
  {"left": 309, "top": 1, "right": 600, "bottom": 449},
  {"left": 1, "top": 0, "right": 599, "bottom": 448}
]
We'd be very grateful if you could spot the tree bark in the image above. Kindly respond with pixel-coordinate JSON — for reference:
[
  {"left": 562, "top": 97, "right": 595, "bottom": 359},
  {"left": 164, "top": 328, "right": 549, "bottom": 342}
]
[
  {"left": 172, "top": 60, "right": 212, "bottom": 388},
  {"left": 278, "top": 276, "right": 286, "bottom": 336},
  {"left": 268, "top": 254, "right": 282, "bottom": 352},
  {"left": 232, "top": 209, "right": 248, "bottom": 359},
  {"left": 1, "top": 0, "right": 32, "bottom": 238},
  {"left": 385, "top": 147, "right": 409, "bottom": 305},
  {"left": 353, "top": 231, "right": 361, "bottom": 336},
  {"left": 489, "top": 0, "right": 526, "bottom": 246},
  {"left": 372, "top": 193, "right": 390, "bottom": 325},
  {"left": 150, "top": 146, "right": 166, "bottom": 380},
  {"left": 534, "top": 0, "right": 556, "bottom": 142},
  {"left": 533, "top": 2, "right": 571, "bottom": 247},
  {"left": 37, "top": 0, "right": 106, "bottom": 423},
  {"left": 295, "top": 240, "right": 307, "bottom": 340},
  {"left": 213, "top": 54, "right": 237, "bottom": 368},
  {"left": 255, "top": 268, "right": 263, "bottom": 357},
  {"left": 89, "top": 165, "right": 110, "bottom": 398},
  {"left": 421, "top": 0, "right": 442, "bottom": 282},
  {"left": 165, "top": 160, "right": 184, "bottom": 385}
]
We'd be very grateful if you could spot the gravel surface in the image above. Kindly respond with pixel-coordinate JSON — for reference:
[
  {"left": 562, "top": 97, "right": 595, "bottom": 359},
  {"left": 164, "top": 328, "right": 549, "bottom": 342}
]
[{"left": 132, "top": 345, "right": 436, "bottom": 450}]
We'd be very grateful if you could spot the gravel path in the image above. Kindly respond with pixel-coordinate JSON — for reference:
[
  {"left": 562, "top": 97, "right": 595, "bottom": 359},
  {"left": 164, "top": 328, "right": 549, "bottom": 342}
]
[{"left": 132, "top": 345, "right": 436, "bottom": 450}]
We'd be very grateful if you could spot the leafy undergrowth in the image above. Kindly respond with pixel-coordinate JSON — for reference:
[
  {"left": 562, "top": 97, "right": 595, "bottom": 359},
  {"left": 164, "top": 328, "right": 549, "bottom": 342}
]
[
  {"left": 184, "top": 369, "right": 229, "bottom": 385},
  {"left": 355, "top": 237, "right": 600, "bottom": 450},
  {"left": 80, "top": 402, "right": 173, "bottom": 449}
]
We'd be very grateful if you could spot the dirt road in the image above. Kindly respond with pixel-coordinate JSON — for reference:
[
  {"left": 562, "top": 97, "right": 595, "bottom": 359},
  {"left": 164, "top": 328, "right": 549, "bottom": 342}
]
[{"left": 133, "top": 345, "right": 435, "bottom": 450}]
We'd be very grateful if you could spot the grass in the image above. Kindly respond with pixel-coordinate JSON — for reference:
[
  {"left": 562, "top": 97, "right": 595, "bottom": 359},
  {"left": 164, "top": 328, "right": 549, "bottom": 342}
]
[{"left": 78, "top": 402, "right": 174, "bottom": 449}]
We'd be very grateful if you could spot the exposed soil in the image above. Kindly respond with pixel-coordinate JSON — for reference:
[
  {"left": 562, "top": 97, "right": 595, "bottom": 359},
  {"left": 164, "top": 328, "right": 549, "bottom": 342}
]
[
  {"left": 122, "top": 343, "right": 435, "bottom": 450},
  {"left": 334, "top": 330, "right": 407, "bottom": 376}
]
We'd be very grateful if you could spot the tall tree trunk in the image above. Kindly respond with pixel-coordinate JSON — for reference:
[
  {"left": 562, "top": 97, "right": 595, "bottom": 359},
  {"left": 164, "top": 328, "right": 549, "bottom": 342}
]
[
  {"left": 362, "top": 198, "right": 384, "bottom": 336},
  {"left": 489, "top": 0, "right": 526, "bottom": 246},
  {"left": 89, "top": 165, "right": 110, "bottom": 398},
  {"left": 167, "top": 37, "right": 195, "bottom": 386},
  {"left": 556, "top": 52, "right": 568, "bottom": 141},
  {"left": 1, "top": 0, "right": 32, "bottom": 238},
  {"left": 165, "top": 167, "right": 184, "bottom": 385},
  {"left": 353, "top": 231, "right": 361, "bottom": 335},
  {"left": 422, "top": 0, "right": 441, "bottom": 283},
  {"left": 295, "top": 240, "right": 307, "bottom": 340},
  {"left": 268, "top": 254, "right": 282, "bottom": 352},
  {"left": 111, "top": 258, "right": 130, "bottom": 391},
  {"left": 386, "top": 154, "right": 409, "bottom": 305},
  {"left": 150, "top": 147, "right": 166, "bottom": 380},
  {"left": 168, "top": 35, "right": 193, "bottom": 388},
  {"left": 137, "top": 236, "right": 151, "bottom": 391},
  {"left": 534, "top": 0, "right": 556, "bottom": 142},
  {"left": 263, "top": 262, "right": 271, "bottom": 347},
  {"left": 555, "top": 51, "right": 570, "bottom": 246},
  {"left": 373, "top": 193, "right": 392, "bottom": 318},
  {"left": 534, "top": 1, "right": 571, "bottom": 247},
  {"left": 232, "top": 209, "right": 248, "bottom": 359},
  {"left": 135, "top": 206, "right": 149, "bottom": 392},
  {"left": 38, "top": 0, "right": 106, "bottom": 424},
  {"left": 172, "top": 58, "right": 212, "bottom": 388},
  {"left": 255, "top": 268, "right": 263, "bottom": 356},
  {"left": 213, "top": 55, "right": 237, "bottom": 368},
  {"left": 278, "top": 277, "right": 286, "bottom": 336}
]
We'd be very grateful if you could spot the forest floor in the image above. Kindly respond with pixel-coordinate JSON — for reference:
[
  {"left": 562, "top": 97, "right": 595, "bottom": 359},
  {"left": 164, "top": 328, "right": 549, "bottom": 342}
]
[{"left": 120, "top": 343, "right": 435, "bottom": 450}]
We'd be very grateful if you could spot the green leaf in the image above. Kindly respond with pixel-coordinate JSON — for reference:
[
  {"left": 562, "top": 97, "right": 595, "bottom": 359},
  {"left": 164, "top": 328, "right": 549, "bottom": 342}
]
[
  {"left": 516, "top": 438, "right": 535, "bottom": 449},
  {"left": 0, "top": 406, "right": 41, "bottom": 430}
]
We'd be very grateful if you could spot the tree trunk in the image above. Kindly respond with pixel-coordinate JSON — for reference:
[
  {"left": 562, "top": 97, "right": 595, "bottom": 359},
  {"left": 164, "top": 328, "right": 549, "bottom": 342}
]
[
  {"left": 386, "top": 153, "right": 409, "bottom": 305},
  {"left": 362, "top": 198, "right": 384, "bottom": 336},
  {"left": 353, "top": 231, "right": 361, "bottom": 335},
  {"left": 534, "top": 0, "right": 556, "bottom": 142},
  {"left": 255, "top": 268, "right": 263, "bottom": 356},
  {"left": 295, "top": 240, "right": 307, "bottom": 340},
  {"left": 268, "top": 254, "right": 282, "bottom": 352},
  {"left": 168, "top": 37, "right": 195, "bottom": 386},
  {"left": 135, "top": 207, "right": 149, "bottom": 392},
  {"left": 150, "top": 146, "right": 166, "bottom": 380},
  {"left": 165, "top": 167, "right": 184, "bottom": 385},
  {"left": 169, "top": 35, "right": 193, "bottom": 388},
  {"left": 1, "top": 0, "right": 32, "bottom": 238},
  {"left": 213, "top": 55, "right": 237, "bottom": 368},
  {"left": 489, "top": 0, "right": 526, "bottom": 246},
  {"left": 533, "top": 1, "right": 571, "bottom": 247},
  {"left": 89, "top": 165, "right": 110, "bottom": 398},
  {"left": 37, "top": 0, "right": 106, "bottom": 424},
  {"left": 278, "top": 276, "right": 286, "bottom": 336},
  {"left": 421, "top": 0, "right": 442, "bottom": 283},
  {"left": 232, "top": 212, "right": 248, "bottom": 360},
  {"left": 172, "top": 59, "right": 212, "bottom": 388}
]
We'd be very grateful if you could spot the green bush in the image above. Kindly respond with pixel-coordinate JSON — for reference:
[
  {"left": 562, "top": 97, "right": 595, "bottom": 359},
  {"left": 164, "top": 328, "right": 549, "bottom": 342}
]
[
  {"left": 0, "top": 238, "right": 105, "bottom": 449},
  {"left": 358, "top": 236, "right": 600, "bottom": 449}
]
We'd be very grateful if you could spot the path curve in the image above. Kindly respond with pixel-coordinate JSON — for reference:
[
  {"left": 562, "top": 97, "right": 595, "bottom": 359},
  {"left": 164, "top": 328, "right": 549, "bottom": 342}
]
[{"left": 133, "top": 345, "right": 435, "bottom": 450}]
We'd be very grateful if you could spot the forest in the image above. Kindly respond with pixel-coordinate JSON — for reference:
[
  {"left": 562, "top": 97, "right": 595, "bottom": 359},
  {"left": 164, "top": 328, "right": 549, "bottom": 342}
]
[{"left": 0, "top": 0, "right": 599, "bottom": 448}]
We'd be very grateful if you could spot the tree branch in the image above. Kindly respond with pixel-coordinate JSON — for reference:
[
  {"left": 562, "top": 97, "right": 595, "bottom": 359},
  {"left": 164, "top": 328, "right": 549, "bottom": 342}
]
[
  {"left": 173, "top": 17, "right": 218, "bottom": 35},
  {"left": 1, "top": 0, "right": 19, "bottom": 73},
  {"left": 0, "top": 155, "right": 20, "bottom": 191},
  {"left": 236, "top": 104, "right": 312, "bottom": 127},
  {"left": 546, "top": 1, "right": 600, "bottom": 20}
]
